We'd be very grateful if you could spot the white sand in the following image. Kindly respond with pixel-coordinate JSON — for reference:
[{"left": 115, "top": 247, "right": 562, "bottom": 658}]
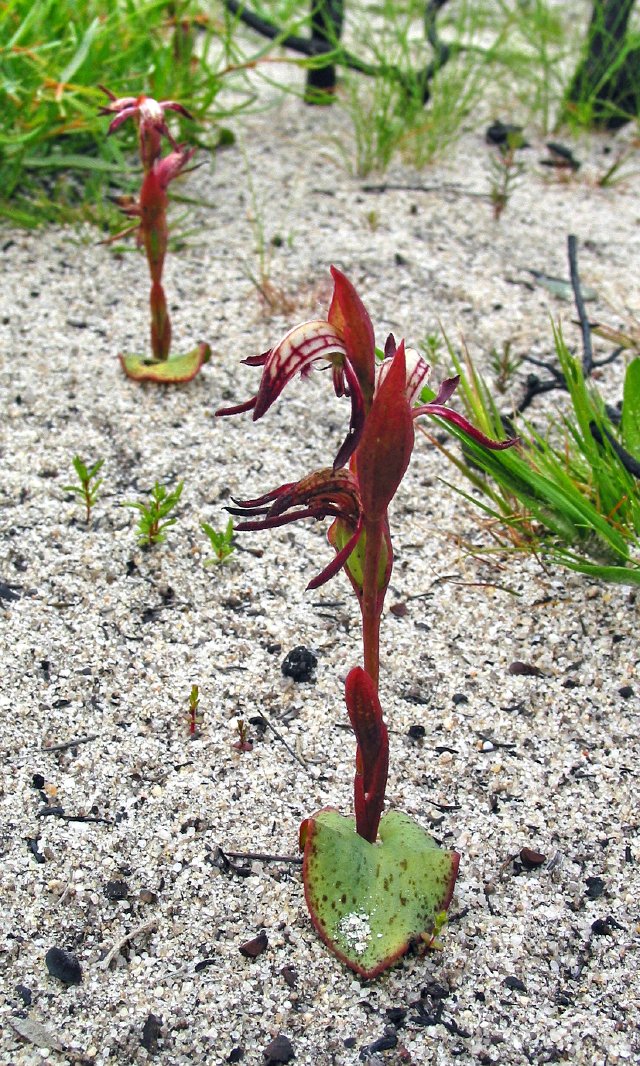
[{"left": 1, "top": 73, "right": 639, "bottom": 1066}]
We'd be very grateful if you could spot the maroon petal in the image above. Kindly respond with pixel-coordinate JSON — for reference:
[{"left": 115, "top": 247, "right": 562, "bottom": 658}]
[
  {"left": 231, "top": 483, "right": 296, "bottom": 510},
  {"left": 333, "top": 358, "right": 365, "bottom": 470},
  {"left": 161, "top": 100, "right": 194, "bottom": 121},
  {"left": 328, "top": 267, "right": 376, "bottom": 406},
  {"left": 253, "top": 321, "right": 347, "bottom": 421},
  {"left": 233, "top": 507, "right": 319, "bottom": 532},
  {"left": 106, "top": 108, "right": 138, "bottom": 135},
  {"left": 415, "top": 404, "right": 518, "bottom": 449},
  {"left": 357, "top": 341, "right": 415, "bottom": 521},
  {"left": 306, "top": 517, "right": 364, "bottom": 590},
  {"left": 243, "top": 350, "right": 271, "bottom": 368},
  {"left": 431, "top": 374, "right": 460, "bottom": 405},
  {"left": 216, "top": 396, "right": 257, "bottom": 417}
]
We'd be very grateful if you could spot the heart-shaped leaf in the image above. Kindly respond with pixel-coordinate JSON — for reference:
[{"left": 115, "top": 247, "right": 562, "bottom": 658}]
[
  {"left": 119, "top": 342, "right": 210, "bottom": 383},
  {"left": 301, "top": 808, "right": 459, "bottom": 979}
]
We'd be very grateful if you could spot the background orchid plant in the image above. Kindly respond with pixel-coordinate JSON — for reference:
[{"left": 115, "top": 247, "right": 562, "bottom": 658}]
[
  {"left": 100, "top": 87, "right": 210, "bottom": 383},
  {"left": 218, "top": 267, "right": 516, "bottom": 977}
]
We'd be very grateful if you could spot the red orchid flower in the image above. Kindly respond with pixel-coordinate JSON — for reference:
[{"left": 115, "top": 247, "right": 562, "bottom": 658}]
[
  {"left": 217, "top": 267, "right": 376, "bottom": 469},
  {"left": 99, "top": 86, "right": 192, "bottom": 170}
]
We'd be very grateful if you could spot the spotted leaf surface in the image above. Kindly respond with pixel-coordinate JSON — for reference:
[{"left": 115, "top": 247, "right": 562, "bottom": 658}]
[{"left": 301, "top": 809, "right": 459, "bottom": 979}]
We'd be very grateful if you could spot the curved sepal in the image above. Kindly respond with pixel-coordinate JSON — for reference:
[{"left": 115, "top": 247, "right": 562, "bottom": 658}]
[
  {"left": 328, "top": 267, "right": 376, "bottom": 406},
  {"left": 301, "top": 808, "right": 460, "bottom": 979},
  {"left": 119, "top": 343, "right": 210, "bottom": 383}
]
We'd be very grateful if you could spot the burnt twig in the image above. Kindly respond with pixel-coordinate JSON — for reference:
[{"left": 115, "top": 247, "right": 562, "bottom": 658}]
[
  {"left": 260, "top": 710, "right": 309, "bottom": 773},
  {"left": 568, "top": 234, "right": 594, "bottom": 374},
  {"left": 222, "top": 0, "right": 456, "bottom": 103},
  {"left": 590, "top": 421, "right": 640, "bottom": 476},
  {"left": 36, "top": 806, "right": 114, "bottom": 826}
]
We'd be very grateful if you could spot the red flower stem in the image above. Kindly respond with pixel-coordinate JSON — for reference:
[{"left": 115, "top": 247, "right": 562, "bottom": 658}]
[
  {"left": 150, "top": 280, "right": 171, "bottom": 361},
  {"left": 361, "top": 516, "right": 384, "bottom": 691},
  {"left": 139, "top": 166, "right": 171, "bottom": 361}
]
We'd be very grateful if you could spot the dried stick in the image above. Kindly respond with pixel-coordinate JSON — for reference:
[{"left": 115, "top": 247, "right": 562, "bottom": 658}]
[
  {"left": 259, "top": 710, "right": 309, "bottom": 773},
  {"left": 41, "top": 734, "right": 98, "bottom": 753},
  {"left": 100, "top": 919, "right": 158, "bottom": 970}
]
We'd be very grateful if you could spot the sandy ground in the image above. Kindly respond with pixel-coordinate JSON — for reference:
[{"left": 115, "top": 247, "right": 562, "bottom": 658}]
[{"left": 1, "top": 72, "right": 639, "bottom": 1066}]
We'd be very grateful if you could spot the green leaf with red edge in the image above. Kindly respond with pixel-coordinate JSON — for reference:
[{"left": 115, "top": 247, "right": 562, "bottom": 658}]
[
  {"left": 356, "top": 341, "right": 415, "bottom": 521},
  {"left": 119, "top": 343, "right": 210, "bottom": 383},
  {"left": 300, "top": 808, "right": 459, "bottom": 979},
  {"left": 328, "top": 267, "right": 376, "bottom": 406}
]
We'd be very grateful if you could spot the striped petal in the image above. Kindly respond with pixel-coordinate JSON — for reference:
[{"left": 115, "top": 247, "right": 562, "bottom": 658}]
[{"left": 253, "top": 320, "right": 347, "bottom": 420}]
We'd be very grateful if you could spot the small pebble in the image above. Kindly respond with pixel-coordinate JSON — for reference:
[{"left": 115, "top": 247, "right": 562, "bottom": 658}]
[
  {"left": 15, "top": 983, "right": 33, "bottom": 1006},
  {"left": 281, "top": 646, "right": 317, "bottom": 682},
  {"left": 45, "top": 947, "right": 82, "bottom": 985},
  {"left": 263, "top": 1033, "right": 294, "bottom": 1063},
  {"left": 239, "top": 930, "right": 268, "bottom": 958},
  {"left": 104, "top": 879, "right": 129, "bottom": 900},
  {"left": 503, "top": 975, "right": 527, "bottom": 993},
  {"left": 280, "top": 965, "right": 298, "bottom": 988},
  {"left": 585, "top": 876, "right": 605, "bottom": 900},
  {"left": 141, "top": 1012, "right": 163, "bottom": 1052},
  {"left": 520, "top": 848, "right": 546, "bottom": 869},
  {"left": 508, "top": 661, "right": 544, "bottom": 678}
]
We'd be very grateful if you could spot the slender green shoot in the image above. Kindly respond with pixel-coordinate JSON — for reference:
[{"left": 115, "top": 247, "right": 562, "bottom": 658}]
[
  {"left": 201, "top": 518, "right": 236, "bottom": 565},
  {"left": 420, "top": 330, "right": 640, "bottom": 585},
  {"left": 63, "top": 455, "right": 104, "bottom": 524}
]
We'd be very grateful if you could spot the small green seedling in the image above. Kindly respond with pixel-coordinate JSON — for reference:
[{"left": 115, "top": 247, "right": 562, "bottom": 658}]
[
  {"left": 232, "top": 718, "right": 252, "bottom": 753},
  {"left": 124, "top": 480, "right": 183, "bottom": 545},
  {"left": 488, "top": 132, "right": 526, "bottom": 220},
  {"left": 201, "top": 518, "right": 235, "bottom": 564},
  {"left": 490, "top": 339, "right": 521, "bottom": 394},
  {"left": 63, "top": 456, "right": 104, "bottom": 524},
  {"left": 188, "top": 684, "right": 202, "bottom": 736}
]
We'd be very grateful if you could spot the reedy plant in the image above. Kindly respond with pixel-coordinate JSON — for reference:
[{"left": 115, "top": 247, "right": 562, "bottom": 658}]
[
  {"left": 336, "top": 0, "right": 494, "bottom": 175},
  {"left": 218, "top": 267, "right": 515, "bottom": 977},
  {"left": 427, "top": 333, "right": 640, "bottom": 585}
]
